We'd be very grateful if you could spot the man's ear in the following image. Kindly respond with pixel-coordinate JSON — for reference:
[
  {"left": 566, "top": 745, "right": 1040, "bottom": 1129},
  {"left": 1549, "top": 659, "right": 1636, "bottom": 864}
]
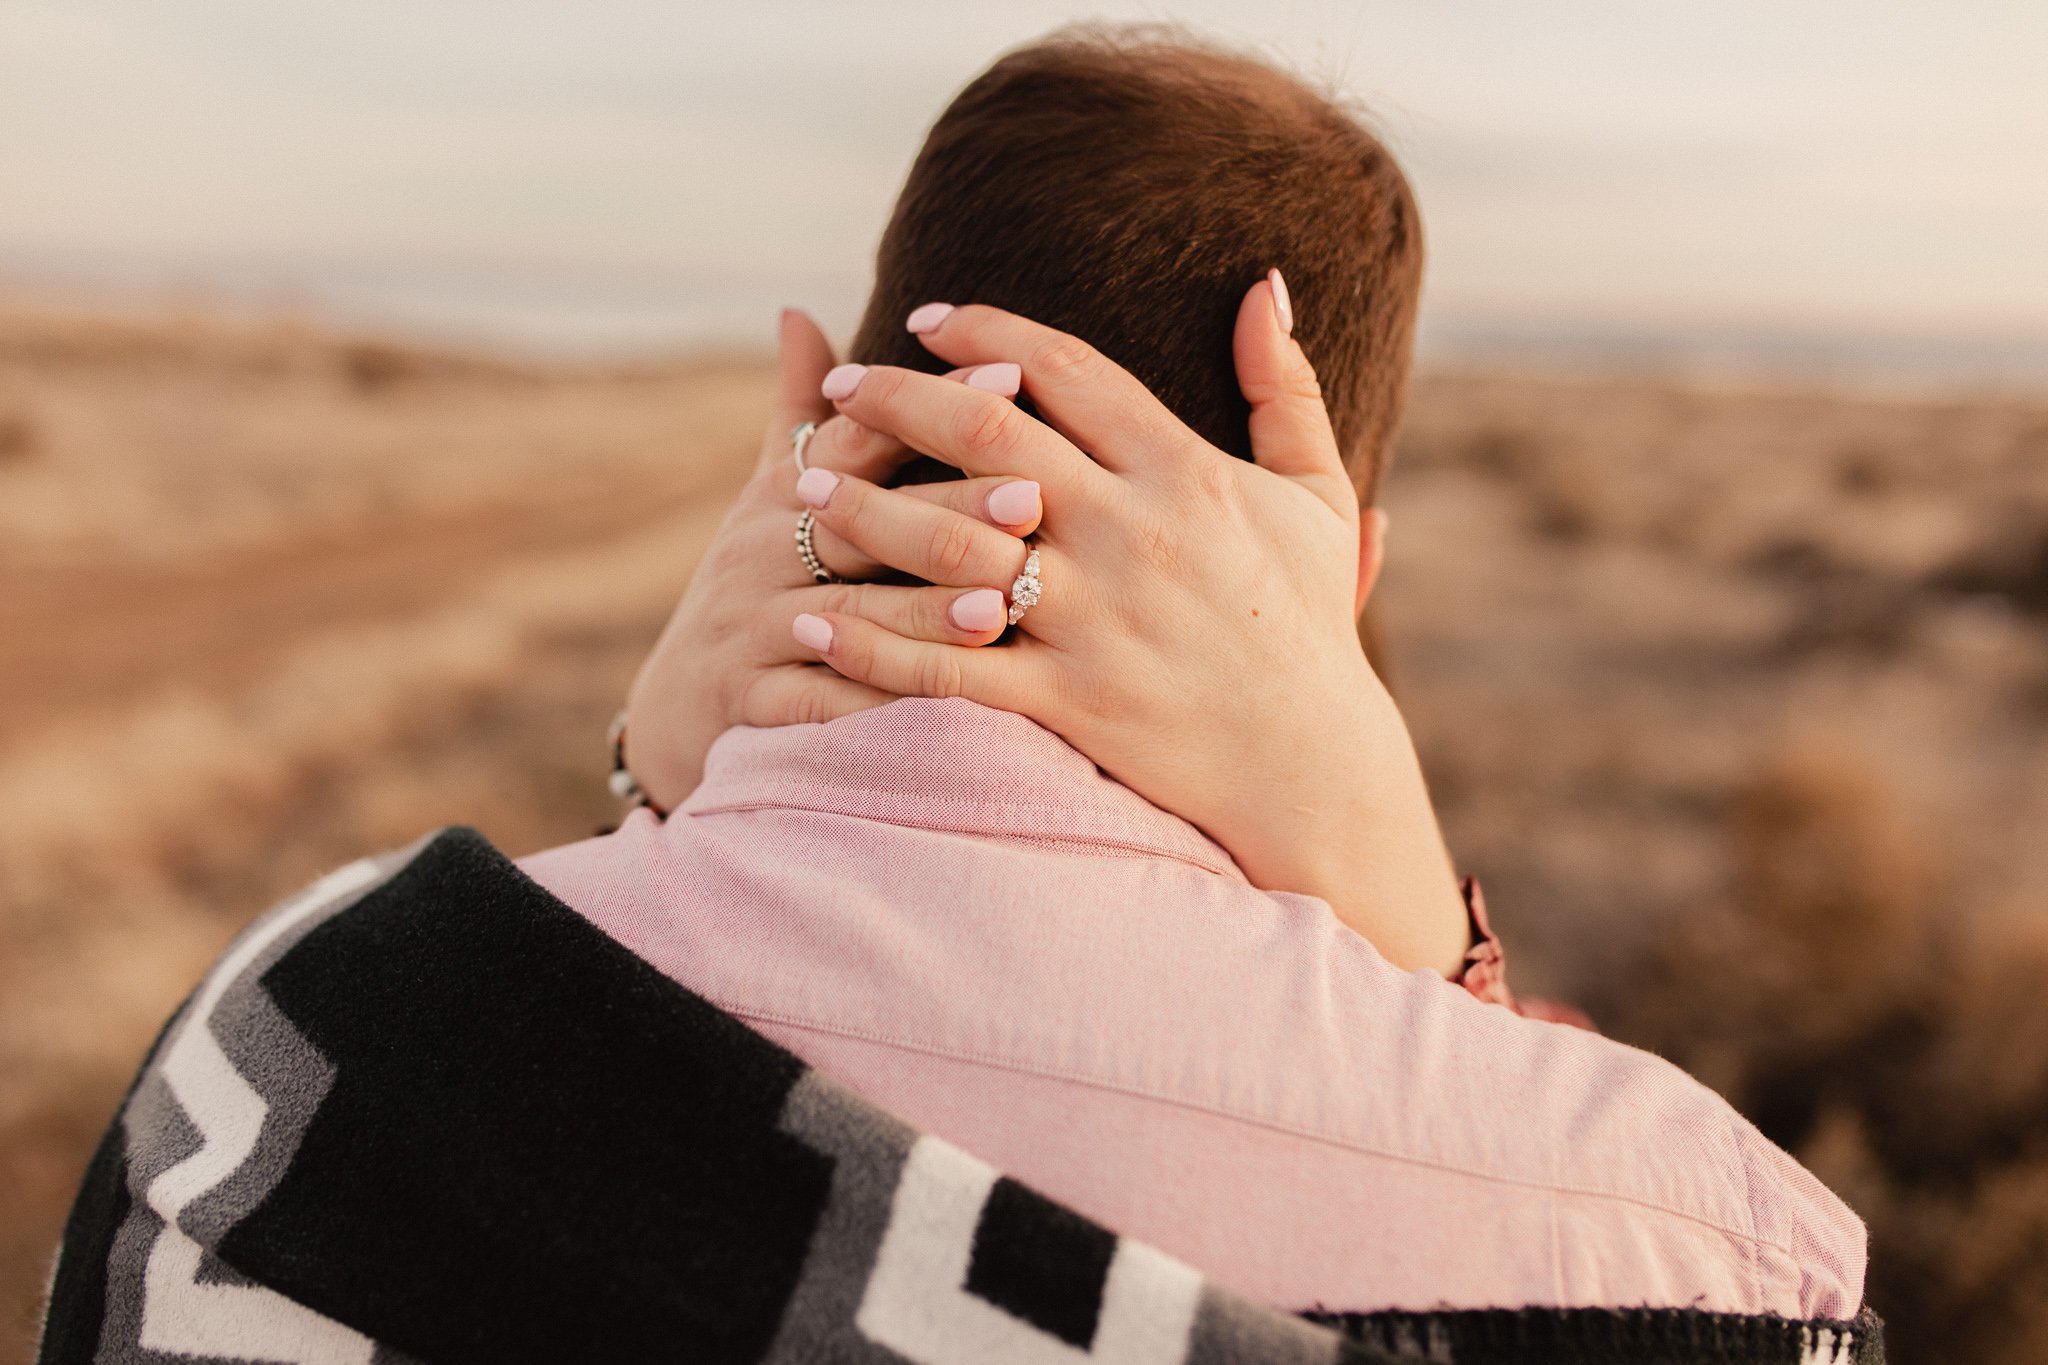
[{"left": 1355, "top": 507, "right": 1388, "bottom": 618}]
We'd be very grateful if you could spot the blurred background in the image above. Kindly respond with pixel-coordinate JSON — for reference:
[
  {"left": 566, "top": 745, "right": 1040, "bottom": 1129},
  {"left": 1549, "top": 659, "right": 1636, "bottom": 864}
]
[{"left": 2, "top": 3, "right": 2044, "bottom": 1361}]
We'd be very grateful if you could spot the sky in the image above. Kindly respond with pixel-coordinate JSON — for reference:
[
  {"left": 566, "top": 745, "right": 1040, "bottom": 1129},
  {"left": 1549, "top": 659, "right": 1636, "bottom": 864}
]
[{"left": 3, "top": 1, "right": 2045, "bottom": 373}]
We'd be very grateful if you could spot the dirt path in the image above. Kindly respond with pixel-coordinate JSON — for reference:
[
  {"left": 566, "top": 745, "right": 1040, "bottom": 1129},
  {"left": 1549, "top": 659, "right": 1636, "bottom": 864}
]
[{"left": 0, "top": 465, "right": 745, "bottom": 749}]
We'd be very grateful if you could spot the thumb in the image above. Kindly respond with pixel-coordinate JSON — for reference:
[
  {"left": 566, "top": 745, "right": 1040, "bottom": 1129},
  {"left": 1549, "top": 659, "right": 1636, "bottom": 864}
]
[
  {"left": 759, "top": 308, "right": 839, "bottom": 470},
  {"left": 1233, "top": 270, "right": 1350, "bottom": 513},
  {"left": 778, "top": 307, "right": 838, "bottom": 427}
]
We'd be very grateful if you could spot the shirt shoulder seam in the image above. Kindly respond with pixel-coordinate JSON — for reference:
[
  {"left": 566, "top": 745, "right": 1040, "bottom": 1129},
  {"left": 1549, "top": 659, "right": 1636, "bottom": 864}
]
[{"left": 727, "top": 1002, "right": 1802, "bottom": 1258}]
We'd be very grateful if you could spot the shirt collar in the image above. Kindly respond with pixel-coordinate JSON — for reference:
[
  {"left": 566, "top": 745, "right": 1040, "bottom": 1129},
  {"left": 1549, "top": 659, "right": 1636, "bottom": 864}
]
[{"left": 680, "top": 698, "right": 1247, "bottom": 882}]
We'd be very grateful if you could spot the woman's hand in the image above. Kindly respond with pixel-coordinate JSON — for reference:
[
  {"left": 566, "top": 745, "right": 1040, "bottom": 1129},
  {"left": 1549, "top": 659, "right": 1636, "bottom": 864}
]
[
  {"left": 789, "top": 278, "right": 1472, "bottom": 976},
  {"left": 617, "top": 309, "right": 1040, "bottom": 810}
]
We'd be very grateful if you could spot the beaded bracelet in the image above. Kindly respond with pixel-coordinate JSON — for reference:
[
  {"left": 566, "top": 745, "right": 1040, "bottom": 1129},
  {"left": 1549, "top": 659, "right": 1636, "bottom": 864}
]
[{"left": 606, "top": 709, "right": 667, "bottom": 817}]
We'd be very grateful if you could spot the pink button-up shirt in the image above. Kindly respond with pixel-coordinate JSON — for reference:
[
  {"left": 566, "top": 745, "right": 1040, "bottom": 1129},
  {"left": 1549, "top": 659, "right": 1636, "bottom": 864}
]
[{"left": 519, "top": 698, "right": 1865, "bottom": 1319}]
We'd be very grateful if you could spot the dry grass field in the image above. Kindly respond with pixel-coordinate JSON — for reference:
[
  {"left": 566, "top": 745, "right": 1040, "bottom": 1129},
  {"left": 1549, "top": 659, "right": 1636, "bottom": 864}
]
[{"left": 3, "top": 305, "right": 2045, "bottom": 1362}]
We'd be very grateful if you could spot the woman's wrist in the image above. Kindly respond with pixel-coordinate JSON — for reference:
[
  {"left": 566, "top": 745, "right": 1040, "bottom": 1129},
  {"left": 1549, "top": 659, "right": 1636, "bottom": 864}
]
[{"left": 1224, "top": 673, "right": 1471, "bottom": 976}]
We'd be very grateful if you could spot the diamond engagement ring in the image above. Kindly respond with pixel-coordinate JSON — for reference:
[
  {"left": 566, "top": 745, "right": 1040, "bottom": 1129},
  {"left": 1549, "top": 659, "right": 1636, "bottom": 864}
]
[
  {"left": 1007, "top": 545, "right": 1042, "bottom": 625},
  {"left": 789, "top": 420, "right": 818, "bottom": 474},
  {"left": 795, "top": 508, "right": 838, "bottom": 583}
]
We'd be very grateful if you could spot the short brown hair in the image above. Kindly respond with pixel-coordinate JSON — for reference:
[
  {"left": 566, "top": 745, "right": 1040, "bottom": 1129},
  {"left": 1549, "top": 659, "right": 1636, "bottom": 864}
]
[{"left": 851, "top": 27, "right": 1424, "bottom": 504}]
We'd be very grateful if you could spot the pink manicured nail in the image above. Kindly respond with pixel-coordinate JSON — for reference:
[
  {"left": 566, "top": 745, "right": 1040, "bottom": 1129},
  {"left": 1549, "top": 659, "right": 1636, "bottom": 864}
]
[
  {"left": 791, "top": 613, "right": 834, "bottom": 653},
  {"left": 821, "top": 363, "right": 867, "bottom": 401},
  {"left": 906, "top": 302, "right": 955, "bottom": 334},
  {"left": 796, "top": 466, "right": 840, "bottom": 508},
  {"left": 985, "top": 479, "right": 1041, "bottom": 526},
  {"left": 965, "top": 362, "right": 1021, "bottom": 396},
  {"left": 1268, "top": 267, "right": 1293, "bottom": 335},
  {"left": 949, "top": 588, "right": 1007, "bottom": 633}
]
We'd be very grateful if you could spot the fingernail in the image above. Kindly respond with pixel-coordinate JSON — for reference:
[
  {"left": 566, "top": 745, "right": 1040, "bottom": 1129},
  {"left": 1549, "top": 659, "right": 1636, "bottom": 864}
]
[
  {"left": 965, "top": 362, "right": 1021, "bottom": 396},
  {"left": 1268, "top": 267, "right": 1293, "bottom": 335},
  {"left": 986, "top": 479, "right": 1041, "bottom": 526},
  {"left": 796, "top": 466, "right": 841, "bottom": 508},
  {"left": 792, "top": 613, "right": 834, "bottom": 653},
  {"left": 1374, "top": 507, "right": 1390, "bottom": 540},
  {"left": 906, "top": 302, "right": 955, "bottom": 334},
  {"left": 949, "top": 588, "right": 1007, "bottom": 633},
  {"left": 821, "top": 363, "right": 867, "bottom": 401}
]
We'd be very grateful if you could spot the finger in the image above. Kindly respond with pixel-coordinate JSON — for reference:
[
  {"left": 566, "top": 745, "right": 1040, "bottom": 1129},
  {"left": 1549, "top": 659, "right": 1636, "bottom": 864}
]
[
  {"left": 788, "top": 611, "right": 1039, "bottom": 714},
  {"left": 793, "top": 365, "right": 1008, "bottom": 483},
  {"left": 1233, "top": 271, "right": 1353, "bottom": 515},
  {"left": 763, "top": 309, "right": 837, "bottom": 453},
  {"left": 796, "top": 465, "right": 1037, "bottom": 591},
  {"left": 772, "top": 580, "right": 1015, "bottom": 650},
  {"left": 738, "top": 664, "right": 896, "bottom": 728},
  {"left": 799, "top": 412, "right": 916, "bottom": 484},
  {"left": 902, "top": 475, "right": 1043, "bottom": 534},
  {"left": 820, "top": 361, "right": 1105, "bottom": 495},
  {"left": 808, "top": 476, "right": 1043, "bottom": 579},
  {"left": 898, "top": 302, "right": 1194, "bottom": 474}
]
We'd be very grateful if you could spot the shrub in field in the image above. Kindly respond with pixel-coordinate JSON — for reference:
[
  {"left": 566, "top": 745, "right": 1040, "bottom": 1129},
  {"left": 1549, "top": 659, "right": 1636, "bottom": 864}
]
[{"left": 1611, "top": 750, "right": 2048, "bottom": 1363}]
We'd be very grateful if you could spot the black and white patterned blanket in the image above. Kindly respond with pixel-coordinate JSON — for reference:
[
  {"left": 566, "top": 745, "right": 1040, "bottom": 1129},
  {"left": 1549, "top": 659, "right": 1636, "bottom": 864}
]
[{"left": 39, "top": 827, "right": 1883, "bottom": 1365}]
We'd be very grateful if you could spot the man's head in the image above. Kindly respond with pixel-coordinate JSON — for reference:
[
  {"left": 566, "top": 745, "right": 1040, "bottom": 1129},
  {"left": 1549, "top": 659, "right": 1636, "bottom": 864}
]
[{"left": 852, "top": 26, "right": 1424, "bottom": 506}]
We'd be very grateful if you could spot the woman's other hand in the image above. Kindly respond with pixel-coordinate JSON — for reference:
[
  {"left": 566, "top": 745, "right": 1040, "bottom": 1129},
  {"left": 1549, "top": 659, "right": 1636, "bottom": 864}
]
[
  {"left": 792, "top": 279, "right": 1471, "bottom": 976},
  {"left": 617, "top": 310, "right": 1038, "bottom": 810}
]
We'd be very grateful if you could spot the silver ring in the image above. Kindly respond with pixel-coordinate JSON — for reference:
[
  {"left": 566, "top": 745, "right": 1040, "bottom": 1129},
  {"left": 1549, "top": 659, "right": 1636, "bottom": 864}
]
[
  {"left": 795, "top": 508, "right": 838, "bottom": 583},
  {"left": 789, "top": 421, "right": 818, "bottom": 474},
  {"left": 1007, "top": 544, "right": 1042, "bottom": 625}
]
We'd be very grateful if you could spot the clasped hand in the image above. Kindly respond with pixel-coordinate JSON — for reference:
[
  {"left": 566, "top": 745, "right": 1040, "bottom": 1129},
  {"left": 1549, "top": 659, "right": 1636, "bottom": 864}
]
[{"left": 624, "top": 277, "right": 1470, "bottom": 976}]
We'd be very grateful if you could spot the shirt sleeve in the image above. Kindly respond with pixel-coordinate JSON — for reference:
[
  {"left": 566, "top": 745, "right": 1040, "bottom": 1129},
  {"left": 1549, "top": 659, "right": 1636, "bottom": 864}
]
[{"left": 1448, "top": 876, "right": 1596, "bottom": 1029}]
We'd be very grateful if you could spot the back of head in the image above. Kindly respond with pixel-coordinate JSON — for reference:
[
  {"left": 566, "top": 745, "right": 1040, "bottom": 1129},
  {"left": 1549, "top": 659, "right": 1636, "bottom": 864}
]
[{"left": 852, "top": 26, "right": 1424, "bottom": 504}]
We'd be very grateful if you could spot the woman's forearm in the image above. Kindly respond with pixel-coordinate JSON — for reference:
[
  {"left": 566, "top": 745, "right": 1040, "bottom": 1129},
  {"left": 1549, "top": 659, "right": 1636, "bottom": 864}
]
[{"left": 1203, "top": 681, "right": 1472, "bottom": 978}]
